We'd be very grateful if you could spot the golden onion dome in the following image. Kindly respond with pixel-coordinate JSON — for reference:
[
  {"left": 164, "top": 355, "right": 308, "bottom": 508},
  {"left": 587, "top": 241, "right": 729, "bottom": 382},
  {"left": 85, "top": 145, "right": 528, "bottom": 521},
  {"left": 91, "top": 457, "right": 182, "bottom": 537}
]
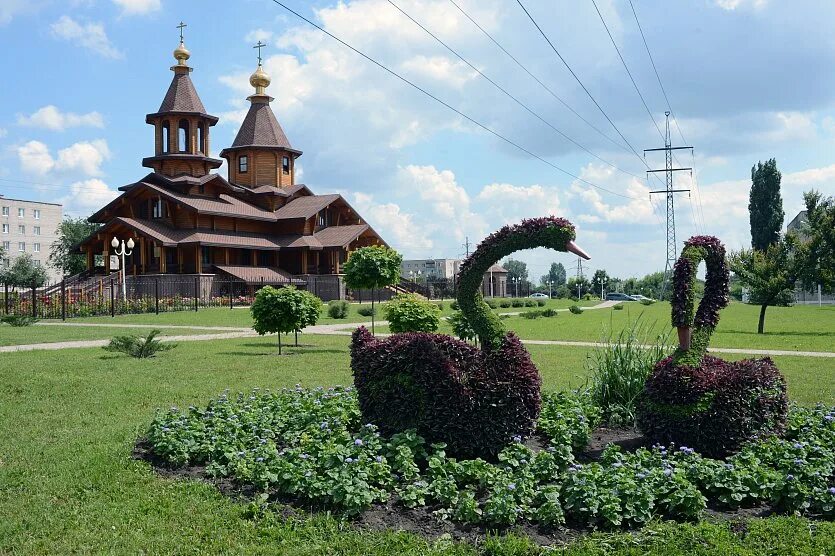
[
  {"left": 173, "top": 41, "right": 191, "bottom": 65},
  {"left": 250, "top": 65, "right": 271, "bottom": 94}
]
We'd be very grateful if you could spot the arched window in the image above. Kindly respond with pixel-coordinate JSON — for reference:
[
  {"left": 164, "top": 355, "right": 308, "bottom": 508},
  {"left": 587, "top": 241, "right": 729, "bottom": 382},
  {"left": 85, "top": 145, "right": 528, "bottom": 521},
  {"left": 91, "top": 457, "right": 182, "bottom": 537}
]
[
  {"left": 161, "top": 121, "right": 170, "bottom": 153},
  {"left": 238, "top": 155, "right": 248, "bottom": 173},
  {"left": 197, "top": 122, "right": 205, "bottom": 154},
  {"left": 178, "top": 119, "right": 190, "bottom": 153}
]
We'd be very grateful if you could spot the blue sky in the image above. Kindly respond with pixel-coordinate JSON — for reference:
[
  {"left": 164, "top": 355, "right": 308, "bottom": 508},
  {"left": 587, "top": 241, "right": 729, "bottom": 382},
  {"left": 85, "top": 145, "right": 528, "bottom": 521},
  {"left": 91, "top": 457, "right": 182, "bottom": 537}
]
[{"left": 1, "top": 0, "right": 834, "bottom": 280}]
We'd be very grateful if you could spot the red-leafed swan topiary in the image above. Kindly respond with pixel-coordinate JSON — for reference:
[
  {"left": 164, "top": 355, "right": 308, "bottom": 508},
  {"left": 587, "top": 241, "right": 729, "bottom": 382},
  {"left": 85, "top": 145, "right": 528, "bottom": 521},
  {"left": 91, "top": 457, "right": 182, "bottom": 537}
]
[
  {"left": 350, "top": 217, "right": 590, "bottom": 458},
  {"left": 636, "top": 236, "right": 788, "bottom": 457}
]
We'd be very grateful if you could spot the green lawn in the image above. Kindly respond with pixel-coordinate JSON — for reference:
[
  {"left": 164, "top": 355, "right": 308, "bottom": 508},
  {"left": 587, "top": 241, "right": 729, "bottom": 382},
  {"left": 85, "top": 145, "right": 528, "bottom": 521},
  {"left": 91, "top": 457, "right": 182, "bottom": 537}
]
[
  {"left": 0, "top": 324, "right": 231, "bottom": 346},
  {"left": 1, "top": 334, "right": 834, "bottom": 554}
]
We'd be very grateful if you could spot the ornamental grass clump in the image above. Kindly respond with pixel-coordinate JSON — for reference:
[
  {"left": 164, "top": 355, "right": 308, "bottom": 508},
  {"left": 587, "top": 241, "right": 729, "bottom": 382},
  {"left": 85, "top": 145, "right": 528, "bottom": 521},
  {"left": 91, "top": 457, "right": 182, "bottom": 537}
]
[
  {"left": 1, "top": 314, "right": 38, "bottom": 327},
  {"left": 637, "top": 236, "right": 788, "bottom": 458},
  {"left": 104, "top": 329, "right": 175, "bottom": 358}
]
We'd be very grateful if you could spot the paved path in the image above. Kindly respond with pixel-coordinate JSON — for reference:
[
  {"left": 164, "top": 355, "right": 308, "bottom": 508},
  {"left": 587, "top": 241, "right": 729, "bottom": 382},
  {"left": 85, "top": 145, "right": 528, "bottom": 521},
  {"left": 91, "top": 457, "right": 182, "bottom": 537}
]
[{"left": 0, "top": 331, "right": 258, "bottom": 353}]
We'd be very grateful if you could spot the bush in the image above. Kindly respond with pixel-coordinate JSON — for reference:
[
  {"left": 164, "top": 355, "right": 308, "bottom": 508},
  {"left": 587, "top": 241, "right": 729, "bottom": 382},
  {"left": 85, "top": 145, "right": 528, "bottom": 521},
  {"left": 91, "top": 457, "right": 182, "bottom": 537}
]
[
  {"left": 637, "top": 355, "right": 788, "bottom": 457},
  {"left": 542, "top": 308, "right": 558, "bottom": 317},
  {"left": 1, "top": 314, "right": 38, "bottom": 327},
  {"left": 568, "top": 305, "right": 583, "bottom": 314},
  {"left": 524, "top": 299, "right": 537, "bottom": 307},
  {"left": 450, "top": 300, "right": 459, "bottom": 310},
  {"left": 640, "top": 299, "right": 655, "bottom": 305},
  {"left": 613, "top": 303, "right": 624, "bottom": 310},
  {"left": 327, "top": 300, "right": 349, "bottom": 319},
  {"left": 555, "top": 285, "right": 570, "bottom": 299},
  {"left": 104, "top": 329, "right": 175, "bottom": 358},
  {"left": 351, "top": 327, "right": 541, "bottom": 458},
  {"left": 484, "top": 298, "right": 498, "bottom": 309},
  {"left": 536, "top": 299, "right": 546, "bottom": 307},
  {"left": 586, "top": 321, "right": 671, "bottom": 426},
  {"left": 511, "top": 299, "right": 524, "bottom": 308},
  {"left": 357, "top": 306, "right": 376, "bottom": 317},
  {"left": 448, "top": 310, "right": 476, "bottom": 343},
  {"left": 384, "top": 294, "right": 441, "bottom": 333},
  {"left": 499, "top": 300, "right": 512, "bottom": 308},
  {"left": 521, "top": 310, "right": 541, "bottom": 319}
]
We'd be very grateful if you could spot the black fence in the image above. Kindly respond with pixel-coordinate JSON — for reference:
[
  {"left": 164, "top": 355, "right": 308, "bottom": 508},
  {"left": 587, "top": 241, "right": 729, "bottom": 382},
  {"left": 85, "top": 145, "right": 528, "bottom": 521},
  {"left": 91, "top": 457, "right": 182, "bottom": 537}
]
[{"left": 1, "top": 275, "right": 278, "bottom": 320}]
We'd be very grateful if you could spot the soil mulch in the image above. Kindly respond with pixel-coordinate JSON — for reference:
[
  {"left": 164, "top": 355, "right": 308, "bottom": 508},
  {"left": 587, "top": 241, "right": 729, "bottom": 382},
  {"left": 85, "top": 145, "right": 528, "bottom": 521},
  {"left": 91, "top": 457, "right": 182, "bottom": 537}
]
[{"left": 132, "top": 427, "right": 777, "bottom": 547}]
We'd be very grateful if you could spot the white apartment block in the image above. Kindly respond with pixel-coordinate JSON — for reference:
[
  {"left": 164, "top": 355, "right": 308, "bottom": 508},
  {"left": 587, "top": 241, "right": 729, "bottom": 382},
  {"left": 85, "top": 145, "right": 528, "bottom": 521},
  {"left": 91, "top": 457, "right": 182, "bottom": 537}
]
[
  {"left": 1, "top": 195, "right": 63, "bottom": 282},
  {"left": 401, "top": 258, "right": 461, "bottom": 280}
]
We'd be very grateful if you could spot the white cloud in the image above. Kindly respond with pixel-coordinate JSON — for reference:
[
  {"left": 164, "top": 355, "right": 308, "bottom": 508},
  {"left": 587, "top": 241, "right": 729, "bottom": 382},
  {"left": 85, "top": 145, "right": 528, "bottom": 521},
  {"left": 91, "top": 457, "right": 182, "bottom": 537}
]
[
  {"left": 400, "top": 55, "right": 477, "bottom": 89},
  {"left": 351, "top": 192, "right": 433, "bottom": 253},
  {"left": 570, "top": 164, "right": 653, "bottom": 225},
  {"left": 0, "top": 128, "right": 7, "bottom": 138},
  {"left": 18, "top": 105, "right": 104, "bottom": 131},
  {"left": 0, "top": 0, "right": 30, "bottom": 25},
  {"left": 715, "top": 0, "right": 767, "bottom": 10},
  {"left": 59, "top": 179, "right": 119, "bottom": 216},
  {"left": 17, "top": 139, "right": 111, "bottom": 177},
  {"left": 50, "top": 16, "right": 123, "bottom": 59},
  {"left": 112, "top": 0, "right": 160, "bottom": 15},
  {"left": 245, "top": 29, "right": 274, "bottom": 44}
]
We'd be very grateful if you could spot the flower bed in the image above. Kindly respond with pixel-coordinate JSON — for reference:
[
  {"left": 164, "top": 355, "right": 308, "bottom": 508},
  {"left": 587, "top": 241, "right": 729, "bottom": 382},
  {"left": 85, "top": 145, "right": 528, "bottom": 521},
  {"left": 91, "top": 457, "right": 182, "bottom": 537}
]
[{"left": 144, "top": 386, "right": 835, "bottom": 532}]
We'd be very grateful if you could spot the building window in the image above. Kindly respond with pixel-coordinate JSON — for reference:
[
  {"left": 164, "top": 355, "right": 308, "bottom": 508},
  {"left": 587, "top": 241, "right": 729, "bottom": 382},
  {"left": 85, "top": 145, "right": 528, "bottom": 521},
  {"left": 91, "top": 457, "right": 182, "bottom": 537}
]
[
  {"left": 1, "top": 206, "right": 8, "bottom": 216},
  {"left": 282, "top": 156, "right": 290, "bottom": 175},
  {"left": 18, "top": 242, "right": 25, "bottom": 252},
  {"left": 152, "top": 198, "right": 166, "bottom": 219},
  {"left": 2, "top": 224, "right": 7, "bottom": 234},
  {"left": 198, "top": 122, "right": 206, "bottom": 154},
  {"left": 198, "top": 184, "right": 205, "bottom": 195},
  {"left": 33, "top": 209, "right": 40, "bottom": 219},
  {"left": 201, "top": 246, "right": 211, "bottom": 265},
  {"left": 2, "top": 241, "right": 9, "bottom": 251},
  {"left": 34, "top": 243, "right": 40, "bottom": 253},
  {"left": 162, "top": 121, "right": 170, "bottom": 153},
  {"left": 178, "top": 119, "right": 190, "bottom": 152},
  {"left": 18, "top": 225, "right": 24, "bottom": 234},
  {"left": 34, "top": 226, "right": 40, "bottom": 235},
  {"left": 238, "top": 155, "right": 248, "bottom": 173},
  {"left": 317, "top": 209, "right": 330, "bottom": 228},
  {"left": 18, "top": 208, "right": 24, "bottom": 218}
]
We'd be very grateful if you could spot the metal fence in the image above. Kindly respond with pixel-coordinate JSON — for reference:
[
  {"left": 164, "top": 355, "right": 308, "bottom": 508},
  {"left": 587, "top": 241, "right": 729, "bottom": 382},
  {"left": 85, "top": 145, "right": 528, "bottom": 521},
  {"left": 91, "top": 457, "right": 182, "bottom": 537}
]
[{"left": 1, "top": 275, "right": 274, "bottom": 320}]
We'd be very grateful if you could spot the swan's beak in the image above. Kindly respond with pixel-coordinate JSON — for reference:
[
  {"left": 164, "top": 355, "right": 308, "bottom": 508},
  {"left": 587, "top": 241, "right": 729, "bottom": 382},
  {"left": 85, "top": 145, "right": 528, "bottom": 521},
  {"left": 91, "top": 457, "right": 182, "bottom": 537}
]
[{"left": 566, "top": 240, "right": 590, "bottom": 260}]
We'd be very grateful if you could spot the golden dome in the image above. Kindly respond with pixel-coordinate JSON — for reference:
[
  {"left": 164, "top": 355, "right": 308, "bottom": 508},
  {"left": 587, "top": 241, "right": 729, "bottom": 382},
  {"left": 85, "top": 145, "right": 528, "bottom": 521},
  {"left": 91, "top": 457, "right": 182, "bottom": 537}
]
[
  {"left": 250, "top": 65, "right": 271, "bottom": 94},
  {"left": 173, "top": 40, "right": 191, "bottom": 65}
]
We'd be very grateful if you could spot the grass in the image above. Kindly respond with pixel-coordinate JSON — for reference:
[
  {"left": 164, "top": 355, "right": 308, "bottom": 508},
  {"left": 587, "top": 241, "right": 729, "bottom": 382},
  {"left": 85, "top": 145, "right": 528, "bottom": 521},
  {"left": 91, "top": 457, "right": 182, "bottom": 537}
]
[
  {"left": 0, "top": 324, "right": 220, "bottom": 346},
  {"left": 0, "top": 334, "right": 833, "bottom": 553}
]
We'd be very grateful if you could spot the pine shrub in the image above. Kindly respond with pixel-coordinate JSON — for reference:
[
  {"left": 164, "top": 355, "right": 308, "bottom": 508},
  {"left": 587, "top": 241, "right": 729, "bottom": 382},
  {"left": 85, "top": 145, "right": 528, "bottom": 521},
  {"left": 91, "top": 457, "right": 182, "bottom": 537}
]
[
  {"left": 1, "top": 314, "right": 38, "bottom": 327},
  {"left": 568, "top": 305, "right": 583, "bottom": 314},
  {"left": 104, "top": 330, "right": 175, "bottom": 358},
  {"left": 357, "top": 306, "right": 376, "bottom": 317},
  {"left": 542, "top": 308, "right": 558, "bottom": 317},
  {"left": 327, "top": 300, "right": 349, "bottom": 319}
]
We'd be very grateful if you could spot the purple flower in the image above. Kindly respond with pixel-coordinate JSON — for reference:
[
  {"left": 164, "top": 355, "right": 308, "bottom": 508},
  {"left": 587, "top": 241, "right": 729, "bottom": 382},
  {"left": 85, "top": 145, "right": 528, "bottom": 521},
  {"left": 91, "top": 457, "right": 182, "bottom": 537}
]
[
  {"left": 256, "top": 457, "right": 264, "bottom": 462},
  {"left": 507, "top": 483, "right": 516, "bottom": 491},
  {"left": 637, "top": 472, "right": 647, "bottom": 480},
  {"left": 354, "top": 439, "right": 363, "bottom": 446},
  {"left": 663, "top": 468, "right": 672, "bottom": 477},
  {"left": 793, "top": 442, "right": 804, "bottom": 450},
  {"left": 824, "top": 414, "right": 833, "bottom": 422},
  {"left": 345, "top": 457, "right": 354, "bottom": 463},
  {"left": 375, "top": 456, "right": 383, "bottom": 463},
  {"left": 300, "top": 453, "right": 309, "bottom": 460},
  {"left": 237, "top": 451, "right": 246, "bottom": 457},
  {"left": 161, "top": 427, "right": 170, "bottom": 432},
  {"left": 794, "top": 458, "right": 805, "bottom": 466},
  {"left": 786, "top": 474, "right": 795, "bottom": 480},
  {"left": 512, "top": 435, "right": 522, "bottom": 443},
  {"left": 320, "top": 422, "right": 329, "bottom": 430},
  {"left": 612, "top": 462, "right": 622, "bottom": 468},
  {"left": 828, "top": 487, "right": 835, "bottom": 495}
]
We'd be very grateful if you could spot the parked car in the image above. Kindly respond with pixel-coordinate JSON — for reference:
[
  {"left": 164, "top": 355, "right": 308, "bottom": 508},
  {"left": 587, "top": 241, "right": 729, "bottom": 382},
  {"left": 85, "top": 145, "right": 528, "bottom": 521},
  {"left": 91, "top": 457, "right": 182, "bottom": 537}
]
[
  {"left": 529, "top": 293, "right": 549, "bottom": 299},
  {"left": 605, "top": 292, "right": 637, "bottom": 301},
  {"left": 630, "top": 294, "right": 655, "bottom": 302}
]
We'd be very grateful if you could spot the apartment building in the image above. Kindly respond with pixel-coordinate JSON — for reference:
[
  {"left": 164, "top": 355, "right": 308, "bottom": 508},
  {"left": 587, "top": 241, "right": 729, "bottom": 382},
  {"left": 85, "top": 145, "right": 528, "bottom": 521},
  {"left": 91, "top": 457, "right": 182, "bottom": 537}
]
[{"left": 0, "top": 195, "right": 63, "bottom": 282}]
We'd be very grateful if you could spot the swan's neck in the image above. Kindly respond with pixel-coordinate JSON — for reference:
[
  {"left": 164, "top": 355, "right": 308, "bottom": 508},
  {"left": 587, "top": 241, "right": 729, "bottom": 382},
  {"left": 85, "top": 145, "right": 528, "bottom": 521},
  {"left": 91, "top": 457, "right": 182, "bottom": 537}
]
[
  {"left": 670, "top": 237, "right": 730, "bottom": 366},
  {"left": 456, "top": 222, "right": 574, "bottom": 350}
]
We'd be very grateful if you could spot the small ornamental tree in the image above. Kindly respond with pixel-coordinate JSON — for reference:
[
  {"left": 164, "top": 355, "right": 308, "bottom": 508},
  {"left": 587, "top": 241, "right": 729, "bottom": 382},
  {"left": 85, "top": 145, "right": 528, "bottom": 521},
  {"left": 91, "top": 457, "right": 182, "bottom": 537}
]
[
  {"left": 251, "top": 286, "right": 310, "bottom": 355},
  {"left": 49, "top": 217, "right": 101, "bottom": 277},
  {"left": 0, "top": 253, "right": 48, "bottom": 288},
  {"left": 730, "top": 239, "right": 797, "bottom": 334},
  {"left": 384, "top": 293, "right": 441, "bottom": 333},
  {"left": 343, "top": 245, "right": 402, "bottom": 334},
  {"left": 294, "top": 290, "right": 323, "bottom": 346}
]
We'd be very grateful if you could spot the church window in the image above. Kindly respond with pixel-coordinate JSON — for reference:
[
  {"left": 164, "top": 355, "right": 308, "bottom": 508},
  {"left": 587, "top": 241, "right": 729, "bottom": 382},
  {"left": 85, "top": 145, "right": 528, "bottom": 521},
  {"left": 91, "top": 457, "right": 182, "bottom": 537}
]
[
  {"left": 162, "top": 121, "right": 170, "bottom": 153},
  {"left": 152, "top": 198, "right": 166, "bottom": 219},
  {"left": 178, "top": 119, "right": 190, "bottom": 152},
  {"left": 282, "top": 156, "right": 290, "bottom": 175},
  {"left": 198, "top": 122, "right": 206, "bottom": 154},
  {"left": 238, "top": 155, "right": 249, "bottom": 173}
]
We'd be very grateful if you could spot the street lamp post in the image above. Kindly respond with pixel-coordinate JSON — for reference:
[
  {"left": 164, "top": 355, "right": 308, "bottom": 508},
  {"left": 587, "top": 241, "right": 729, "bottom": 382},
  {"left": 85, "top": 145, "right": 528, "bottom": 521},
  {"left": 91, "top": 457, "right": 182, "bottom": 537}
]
[
  {"left": 601, "top": 279, "right": 606, "bottom": 301},
  {"left": 547, "top": 280, "right": 553, "bottom": 299},
  {"left": 513, "top": 277, "right": 519, "bottom": 298},
  {"left": 111, "top": 236, "right": 134, "bottom": 303}
]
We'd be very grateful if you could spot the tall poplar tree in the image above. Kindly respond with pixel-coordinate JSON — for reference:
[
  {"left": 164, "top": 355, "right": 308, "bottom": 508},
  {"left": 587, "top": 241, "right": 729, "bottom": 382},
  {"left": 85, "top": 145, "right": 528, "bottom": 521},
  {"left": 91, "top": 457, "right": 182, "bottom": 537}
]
[{"left": 749, "top": 159, "right": 784, "bottom": 251}]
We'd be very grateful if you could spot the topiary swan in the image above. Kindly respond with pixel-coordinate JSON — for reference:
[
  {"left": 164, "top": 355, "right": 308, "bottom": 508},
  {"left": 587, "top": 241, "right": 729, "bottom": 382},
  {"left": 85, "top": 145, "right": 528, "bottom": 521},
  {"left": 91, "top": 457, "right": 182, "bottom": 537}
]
[
  {"left": 350, "top": 216, "right": 590, "bottom": 458},
  {"left": 637, "top": 236, "right": 788, "bottom": 457}
]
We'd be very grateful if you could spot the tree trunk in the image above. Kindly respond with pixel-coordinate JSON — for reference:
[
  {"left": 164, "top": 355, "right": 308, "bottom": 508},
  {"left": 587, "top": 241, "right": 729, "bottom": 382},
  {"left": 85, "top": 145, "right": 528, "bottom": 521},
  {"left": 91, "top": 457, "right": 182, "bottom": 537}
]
[
  {"left": 294, "top": 329, "right": 299, "bottom": 346},
  {"left": 277, "top": 333, "right": 282, "bottom": 355},
  {"left": 371, "top": 288, "right": 376, "bottom": 335},
  {"left": 758, "top": 304, "right": 768, "bottom": 334}
]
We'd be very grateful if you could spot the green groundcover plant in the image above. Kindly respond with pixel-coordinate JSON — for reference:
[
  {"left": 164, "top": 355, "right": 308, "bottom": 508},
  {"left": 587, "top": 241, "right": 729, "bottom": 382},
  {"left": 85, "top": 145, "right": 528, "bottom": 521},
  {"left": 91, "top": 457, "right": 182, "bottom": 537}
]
[{"left": 147, "top": 387, "right": 835, "bottom": 530}]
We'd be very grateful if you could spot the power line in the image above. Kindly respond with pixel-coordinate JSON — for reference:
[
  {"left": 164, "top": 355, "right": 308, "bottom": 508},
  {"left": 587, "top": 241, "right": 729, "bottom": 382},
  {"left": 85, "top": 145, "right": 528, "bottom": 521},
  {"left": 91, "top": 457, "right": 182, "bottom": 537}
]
[
  {"left": 267, "top": 0, "right": 643, "bottom": 201},
  {"left": 446, "top": 0, "right": 630, "bottom": 155},
  {"left": 589, "top": 0, "right": 665, "bottom": 142},
  {"left": 515, "top": 0, "right": 650, "bottom": 167},
  {"left": 386, "top": 0, "right": 647, "bottom": 182}
]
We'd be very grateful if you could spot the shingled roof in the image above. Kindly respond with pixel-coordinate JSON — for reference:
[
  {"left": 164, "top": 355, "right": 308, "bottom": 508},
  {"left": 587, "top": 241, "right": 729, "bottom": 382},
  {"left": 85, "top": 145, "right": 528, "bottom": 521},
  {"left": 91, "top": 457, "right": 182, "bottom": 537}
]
[
  {"left": 273, "top": 194, "right": 341, "bottom": 220},
  {"left": 229, "top": 98, "right": 296, "bottom": 151},
  {"left": 158, "top": 73, "right": 207, "bottom": 114}
]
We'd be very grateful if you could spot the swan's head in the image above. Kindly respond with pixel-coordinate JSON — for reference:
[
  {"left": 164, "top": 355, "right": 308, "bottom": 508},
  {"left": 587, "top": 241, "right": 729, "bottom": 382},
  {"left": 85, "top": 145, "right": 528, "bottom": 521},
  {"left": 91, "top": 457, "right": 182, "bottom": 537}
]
[{"left": 516, "top": 216, "right": 590, "bottom": 260}]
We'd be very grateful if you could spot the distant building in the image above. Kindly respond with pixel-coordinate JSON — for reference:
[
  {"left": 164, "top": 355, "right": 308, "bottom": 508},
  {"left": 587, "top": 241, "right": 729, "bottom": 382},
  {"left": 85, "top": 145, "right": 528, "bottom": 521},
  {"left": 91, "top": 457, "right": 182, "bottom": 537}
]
[
  {"left": 787, "top": 210, "right": 833, "bottom": 305},
  {"left": 0, "top": 195, "right": 63, "bottom": 282},
  {"left": 401, "top": 258, "right": 508, "bottom": 297}
]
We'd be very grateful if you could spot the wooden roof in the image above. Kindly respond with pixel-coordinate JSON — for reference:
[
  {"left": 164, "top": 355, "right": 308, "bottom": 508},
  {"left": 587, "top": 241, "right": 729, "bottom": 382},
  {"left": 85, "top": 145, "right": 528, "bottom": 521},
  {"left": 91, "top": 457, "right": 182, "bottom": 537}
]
[{"left": 215, "top": 265, "right": 305, "bottom": 285}]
